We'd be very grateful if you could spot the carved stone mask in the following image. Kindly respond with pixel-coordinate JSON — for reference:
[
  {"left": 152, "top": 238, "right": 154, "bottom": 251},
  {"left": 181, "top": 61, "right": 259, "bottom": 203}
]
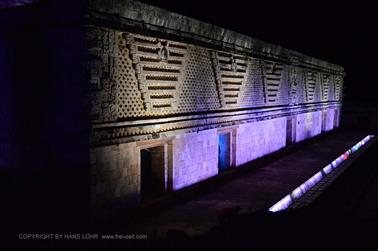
[
  {"left": 230, "top": 55, "right": 237, "bottom": 72},
  {"left": 158, "top": 40, "right": 170, "bottom": 62}
]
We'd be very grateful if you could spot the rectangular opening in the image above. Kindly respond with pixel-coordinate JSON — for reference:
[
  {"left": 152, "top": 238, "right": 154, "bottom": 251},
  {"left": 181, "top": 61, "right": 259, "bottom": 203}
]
[
  {"left": 218, "top": 133, "right": 231, "bottom": 172},
  {"left": 140, "top": 146, "right": 165, "bottom": 202},
  {"left": 286, "top": 116, "right": 296, "bottom": 144},
  {"left": 321, "top": 110, "right": 327, "bottom": 132},
  {"left": 334, "top": 109, "right": 339, "bottom": 128}
]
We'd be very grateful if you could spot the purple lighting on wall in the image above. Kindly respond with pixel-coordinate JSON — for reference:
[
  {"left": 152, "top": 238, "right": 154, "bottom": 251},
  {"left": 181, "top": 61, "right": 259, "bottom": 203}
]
[{"left": 269, "top": 135, "right": 375, "bottom": 213}]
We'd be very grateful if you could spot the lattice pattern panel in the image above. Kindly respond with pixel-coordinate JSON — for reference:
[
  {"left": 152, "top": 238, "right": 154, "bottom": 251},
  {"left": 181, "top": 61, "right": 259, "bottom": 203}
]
[
  {"left": 93, "top": 29, "right": 342, "bottom": 121},
  {"left": 289, "top": 66, "right": 299, "bottom": 105},
  {"left": 321, "top": 73, "right": 330, "bottom": 101},
  {"left": 116, "top": 32, "right": 145, "bottom": 118},
  {"left": 126, "top": 34, "right": 188, "bottom": 112},
  {"left": 305, "top": 70, "right": 317, "bottom": 102},
  {"left": 262, "top": 60, "right": 284, "bottom": 104},
  {"left": 239, "top": 58, "right": 265, "bottom": 108},
  {"left": 178, "top": 47, "right": 220, "bottom": 112},
  {"left": 290, "top": 53, "right": 301, "bottom": 66},
  {"left": 334, "top": 75, "right": 343, "bottom": 101},
  {"left": 87, "top": 28, "right": 118, "bottom": 123},
  {"left": 212, "top": 52, "right": 248, "bottom": 108}
]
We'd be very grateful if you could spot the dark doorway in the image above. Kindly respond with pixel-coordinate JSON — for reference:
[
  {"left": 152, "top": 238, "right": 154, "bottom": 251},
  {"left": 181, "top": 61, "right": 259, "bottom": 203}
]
[
  {"left": 286, "top": 117, "right": 296, "bottom": 144},
  {"left": 218, "top": 133, "right": 231, "bottom": 172},
  {"left": 322, "top": 110, "right": 327, "bottom": 132},
  {"left": 140, "top": 146, "right": 165, "bottom": 202},
  {"left": 334, "top": 109, "right": 339, "bottom": 128}
]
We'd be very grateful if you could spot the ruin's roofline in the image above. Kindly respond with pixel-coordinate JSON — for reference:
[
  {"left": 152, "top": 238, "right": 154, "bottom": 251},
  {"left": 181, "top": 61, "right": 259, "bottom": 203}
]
[{"left": 87, "top": 0, "right": 344, "bottom": 74}]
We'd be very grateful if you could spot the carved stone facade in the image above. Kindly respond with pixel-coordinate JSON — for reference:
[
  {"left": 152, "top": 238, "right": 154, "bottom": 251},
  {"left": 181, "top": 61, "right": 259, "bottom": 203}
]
[
  {"left": 212, "top": 52, "right": 249, "bottom": 108},
  {"left": 87, "top": 28, "right": 118, "bottom": 122},
  {"left": 86, "top": 0, "right": 345, "bottom": 219}
]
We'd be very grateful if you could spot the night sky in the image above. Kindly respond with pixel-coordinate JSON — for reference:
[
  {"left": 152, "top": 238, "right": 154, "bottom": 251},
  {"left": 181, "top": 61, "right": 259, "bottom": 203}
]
[{"left": 139, "top": 0, "right": 377, "bottom": 107}]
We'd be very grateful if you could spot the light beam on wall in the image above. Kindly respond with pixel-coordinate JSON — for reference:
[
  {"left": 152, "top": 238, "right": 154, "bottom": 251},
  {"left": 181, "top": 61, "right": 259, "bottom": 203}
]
[{"left": 269, "top": 135, "right": 375, "bottom": 213}]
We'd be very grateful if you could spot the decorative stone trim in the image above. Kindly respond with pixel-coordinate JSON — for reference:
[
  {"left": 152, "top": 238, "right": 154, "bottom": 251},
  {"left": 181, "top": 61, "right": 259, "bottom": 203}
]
[
  {"left": 91, "top": 102, "right": 342, "bottom": 146},
  {"left": 125, "top": 33, "right": 188, "bottom": 113},
  {"left": 212, "top": 51, "right": 249, "bottom": 108}
]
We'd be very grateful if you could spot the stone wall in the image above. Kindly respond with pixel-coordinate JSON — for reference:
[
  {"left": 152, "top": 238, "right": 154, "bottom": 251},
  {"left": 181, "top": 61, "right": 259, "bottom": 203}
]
[
  {"left": 88, "top": 27, "right": 343, "bottom": 147},
  {"left": 86, "top": 0, "right": 345, "bottom": 219},
  {"left": 324, "top": 108, "right": 336, "bottom": 132},
  {"left": 235, "top": 118, "right": 287, "bottom": 166},
  {"left": 90, "top": 130, "right": 220, "bottom": 215},
  {"left": 88, "top": 28, "right": 344, "bottom": 122},
  {"left": 90, "top": 142, "right": 139, "bottom": 218},
  {"left": 0, "top": 0, "right": 345, "bottom": 224},
  {"left": 296, "top": 111, "right": 322, "bottom": 142},
  {"left": 172, "top": 129, "right": 219, "bottom": 190}
]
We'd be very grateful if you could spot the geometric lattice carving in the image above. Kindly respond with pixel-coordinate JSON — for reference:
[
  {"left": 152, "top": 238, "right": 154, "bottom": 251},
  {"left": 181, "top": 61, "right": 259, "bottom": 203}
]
[
  {"left": 239, "top": 58, "right": 264, "bottom": 108},
  {"left": 212, "top": 51, "right": 248, "bottom": 108},
  {"left": 125, "top": 34, "right": 188, "bottom": 112},
  {"left": 87, "top": 28, "right": 118, "bottom": 122},
  {"left": 178, "top": 47, "right": 220, "bottom": 112},
  {"left": 289, "top": 53, "right": 301, "bottom": 105},
  {"left": 289, "top": 66, "right": 299, "bottom": 105},
  {"left": 290, "top": 53, "right": 301, "bottom": 66},
  {"left": 334, "top": 75, "right": 343, "bottom": 101},
  {"left": 321, "top": 73, "right": 330, "bottom": 101},
  {"left": 262, "top": 60, "right": 283, "bottom": 104},
  {"left": 89, "top": 28, "right": 344, "bottom": 123},
  {"left": 116, "top": 32, "right": 144, "bottom": 118},
  {"left": 306, "top": 70, "right": 317, "bottom": 102}
]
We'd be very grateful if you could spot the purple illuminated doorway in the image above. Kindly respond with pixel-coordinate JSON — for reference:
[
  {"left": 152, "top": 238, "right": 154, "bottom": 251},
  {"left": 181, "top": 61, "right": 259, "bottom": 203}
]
[
  {"left": 321, "top": 110, "right": 327, "bottom": 132},
  {"left": 334, "top": 108, "right": 339, "bottom": 127},
  {"left": 218, "top": 133, "right": 231, "bottom": 172},
  {"left": 286, "top": 116, "right": 297, "bottom": 144}
]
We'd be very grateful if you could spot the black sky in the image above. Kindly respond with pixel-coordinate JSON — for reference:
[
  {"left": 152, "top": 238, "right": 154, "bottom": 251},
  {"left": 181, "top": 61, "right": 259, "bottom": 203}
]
[{"left": 139, "top": 0, "right": 377, "bottom": 106}]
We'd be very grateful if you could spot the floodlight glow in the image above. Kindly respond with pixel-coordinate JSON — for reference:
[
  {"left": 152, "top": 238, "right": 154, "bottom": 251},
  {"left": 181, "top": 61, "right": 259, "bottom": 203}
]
[{"left": 269, "top": 135, "right": 374, "bottom": 212}]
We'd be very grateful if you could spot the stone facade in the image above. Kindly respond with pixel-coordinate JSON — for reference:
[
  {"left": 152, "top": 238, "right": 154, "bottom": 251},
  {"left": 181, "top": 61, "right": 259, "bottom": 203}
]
[
  {"left": 296, "top": 111, "right": 322, "bottom": 142},
  {"left": 85, "top": 0, "right": 345, "bottom": 219},
  {"left": 172, "top": 130, "right": 219, "bottom": 190},
  {"left": 235, "top": 118, "right": 287, "bottom": 166},
  {"left": 90, "top": 142, "right": 140, "bottom": 213},
  {"left": 0, "top": 0, "right": 345, "bottom": 225}
]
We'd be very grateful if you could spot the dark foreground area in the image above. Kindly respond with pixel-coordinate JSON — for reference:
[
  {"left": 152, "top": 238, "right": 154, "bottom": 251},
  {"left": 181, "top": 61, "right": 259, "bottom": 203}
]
[
  {"left": 1, "top": 130, "right": 376, "bottom": 249},
  {"left": 197, "top": 135, "right": 377, "bottom": 249}
]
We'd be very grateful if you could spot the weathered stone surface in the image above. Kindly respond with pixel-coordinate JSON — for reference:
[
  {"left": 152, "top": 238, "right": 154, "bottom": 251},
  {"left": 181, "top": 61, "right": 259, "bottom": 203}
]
[
  {"left": 172, "top": 129, "right": 218, "bottom": 190},
  {"left": 87, "top": 0, "right": 343, "bottom": 74},
  {"left": 296, "top": 111, "right": 322, "bottom": 142},
  {"left": 0, "top": 0, "right": 345, "bottom": 220},
  {"left": 235, "top": 117, "right": 287, "bottom": 166},
  {"left": 86, "top": 1, "right": 344, "bottom": 219},
  {"left": 88, "top": 28, "right": 343, "bottom": 145}
]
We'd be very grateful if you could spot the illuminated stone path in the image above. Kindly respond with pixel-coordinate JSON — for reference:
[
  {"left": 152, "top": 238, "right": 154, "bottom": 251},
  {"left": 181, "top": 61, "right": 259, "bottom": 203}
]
[{"left": 125, "top": 131, "right": 369, "bottom": 238}]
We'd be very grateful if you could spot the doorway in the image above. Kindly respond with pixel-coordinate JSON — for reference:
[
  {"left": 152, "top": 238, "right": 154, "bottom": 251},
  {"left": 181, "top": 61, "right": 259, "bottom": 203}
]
[
  {"left": 218, "top": 133, "right": 231, "bottom": 172},
  {"left": 334, "top": 109, "right": 339, "bottom": 128},
  {"left": 286, "top": 116, "right": 296, "bottom": 145},
  {"left": 140, "top": 146, "right": 165, "bottom": 202},
  {"left": 321, "top": 110, "right": 327, "bottom": 132}
]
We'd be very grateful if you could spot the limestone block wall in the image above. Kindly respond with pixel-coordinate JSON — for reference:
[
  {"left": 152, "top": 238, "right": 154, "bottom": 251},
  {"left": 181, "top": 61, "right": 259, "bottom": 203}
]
[
  {"left": 84, "top": 0, "right": 345, "bottom": 218},
  {"left": 295, "top": 111, "right": 322, "bottom": 142},
  {"left": 235, "top": 117, "right": 287, "bottom": 166},
  {"left": 90, "top": 142, "right": 139, "bottom": 216},
  {"left": 172, "top": 129, "right": 218, "bottom": 190},
  {"left": 324, "top": 108, "right": 336, "bottom": 132},
  {"left": 86, "top": 23, "right": 344, "bottom": 149},
  {"left": 0, "top": 0, "right": 346, "bottom": 224}
]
